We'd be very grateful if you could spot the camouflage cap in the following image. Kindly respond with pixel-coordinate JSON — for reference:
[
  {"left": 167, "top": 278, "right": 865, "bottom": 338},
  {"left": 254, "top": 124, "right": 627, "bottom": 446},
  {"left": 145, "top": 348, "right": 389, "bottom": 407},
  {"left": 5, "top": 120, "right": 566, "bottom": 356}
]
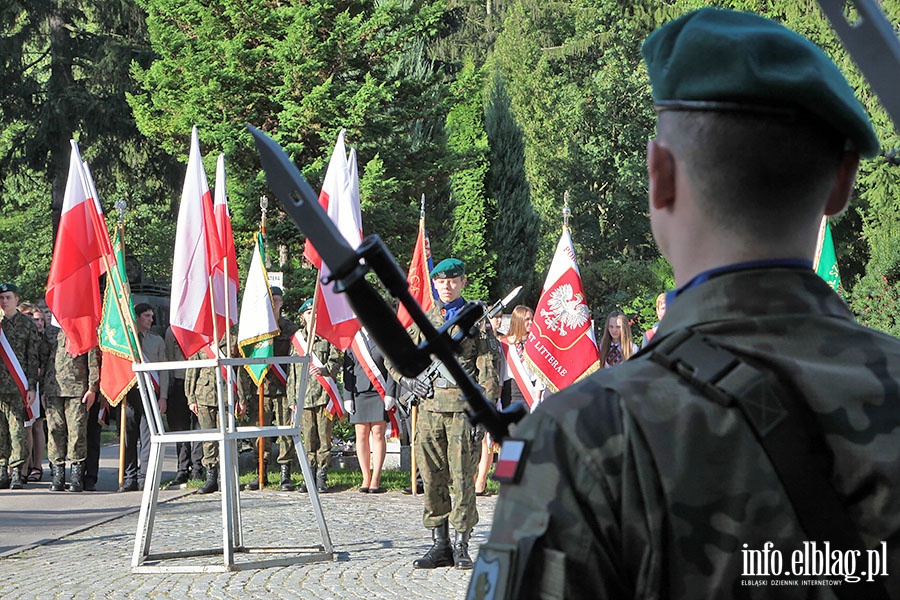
[
  {"left": 298, "top": 298, "right": 313, "bottom": 313},
  {"left": 430, "top": 258, "right": 466, "bottom": 279},
  {"left": 0, "top": 282, "right": 20, "bottom": 295},
  {"left": 642, "top": 7, "right": 879, "bottom": 159}
]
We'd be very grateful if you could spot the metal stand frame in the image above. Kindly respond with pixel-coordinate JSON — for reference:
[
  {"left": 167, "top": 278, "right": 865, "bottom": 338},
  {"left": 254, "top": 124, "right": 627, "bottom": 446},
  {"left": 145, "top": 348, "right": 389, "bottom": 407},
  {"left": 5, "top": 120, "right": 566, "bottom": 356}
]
[{"left": 129, "top": 353, "right": 333, "bottom": 572}]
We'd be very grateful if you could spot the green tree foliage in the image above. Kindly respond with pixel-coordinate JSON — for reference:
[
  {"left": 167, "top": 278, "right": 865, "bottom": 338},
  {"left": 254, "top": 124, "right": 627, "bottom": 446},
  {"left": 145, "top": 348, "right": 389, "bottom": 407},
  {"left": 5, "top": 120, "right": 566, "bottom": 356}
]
[
  {"left": 485, "top": 74, "right": 539, "bottom": 304},
  {"left": 445, "top": 61, "right": 495, "bottom": 300}
]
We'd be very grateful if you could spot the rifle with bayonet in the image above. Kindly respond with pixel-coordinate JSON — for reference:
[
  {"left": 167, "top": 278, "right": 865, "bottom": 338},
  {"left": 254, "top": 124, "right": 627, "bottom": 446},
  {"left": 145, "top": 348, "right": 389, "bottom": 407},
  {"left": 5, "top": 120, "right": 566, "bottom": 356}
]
[
  {"left": 248, "top": 126, "right": 528, "bottom": 442},
  {"left": 398, "top": 285, "right": 523, "bottom": 409}
]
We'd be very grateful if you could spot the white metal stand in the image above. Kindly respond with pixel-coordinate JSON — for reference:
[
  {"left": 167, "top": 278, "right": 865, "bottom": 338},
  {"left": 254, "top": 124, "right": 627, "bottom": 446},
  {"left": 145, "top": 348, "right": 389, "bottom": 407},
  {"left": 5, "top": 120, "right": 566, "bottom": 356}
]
[{"left": 129, "top": 354, "right": 333, "bottom": 572}]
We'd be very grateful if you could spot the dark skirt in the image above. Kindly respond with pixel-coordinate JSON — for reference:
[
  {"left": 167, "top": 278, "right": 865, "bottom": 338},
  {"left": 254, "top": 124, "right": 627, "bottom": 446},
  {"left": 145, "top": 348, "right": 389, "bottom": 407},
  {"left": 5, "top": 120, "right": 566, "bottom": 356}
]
[{"left": 349, "top": 391, "right": 387, "bottom": 424}]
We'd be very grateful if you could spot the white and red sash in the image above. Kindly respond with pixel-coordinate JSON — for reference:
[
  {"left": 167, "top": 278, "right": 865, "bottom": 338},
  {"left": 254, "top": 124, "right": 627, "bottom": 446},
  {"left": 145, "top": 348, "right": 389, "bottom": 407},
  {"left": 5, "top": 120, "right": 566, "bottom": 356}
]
[
  {"left": 291, "top": 332, "right": 344, "bottom": 419},
  {"left": 501, "top": 340, "right": 541, "bottom": 410},
  {"left": 0, "top": 328, "right": 32, "bottom": 419},
  {"left": 350, "top": 330, "right": 401, "bottom": 438}
]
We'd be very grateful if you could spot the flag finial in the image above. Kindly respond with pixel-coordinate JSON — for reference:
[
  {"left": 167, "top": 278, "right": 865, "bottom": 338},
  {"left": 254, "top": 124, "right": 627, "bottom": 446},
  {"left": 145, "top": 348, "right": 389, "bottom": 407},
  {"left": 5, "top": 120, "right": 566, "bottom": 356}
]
[
  {"left": 420, "top": 193, "right": 426, "bottom": 220},
  {"left": 562, "top": 190, "right": 571, "bottom": 230},
  {"left": 115, "top": 199, "right": 127, "bottom": 226}
]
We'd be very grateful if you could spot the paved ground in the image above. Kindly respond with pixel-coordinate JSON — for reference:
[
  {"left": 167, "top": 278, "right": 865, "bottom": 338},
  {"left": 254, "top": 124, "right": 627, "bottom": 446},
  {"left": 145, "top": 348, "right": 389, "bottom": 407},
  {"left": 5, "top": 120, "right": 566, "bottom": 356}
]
[{"left": 0, "top": 446, "right": 495, "bottom": 599}]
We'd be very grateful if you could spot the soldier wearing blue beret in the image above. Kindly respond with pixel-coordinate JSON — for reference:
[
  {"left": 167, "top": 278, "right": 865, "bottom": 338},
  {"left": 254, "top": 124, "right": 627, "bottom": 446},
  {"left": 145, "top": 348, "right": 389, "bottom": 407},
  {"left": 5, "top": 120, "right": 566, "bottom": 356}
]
[{"left": 471, "top": 8, "right": 897, "bottom": 598}]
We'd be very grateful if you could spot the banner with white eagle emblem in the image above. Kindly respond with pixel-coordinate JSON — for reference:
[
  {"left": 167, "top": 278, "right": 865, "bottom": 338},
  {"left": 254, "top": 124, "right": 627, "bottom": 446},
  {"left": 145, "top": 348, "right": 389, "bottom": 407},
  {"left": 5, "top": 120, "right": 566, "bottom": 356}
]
[{"left": 525, "top": 228, "right": 600, "bottom": 393}]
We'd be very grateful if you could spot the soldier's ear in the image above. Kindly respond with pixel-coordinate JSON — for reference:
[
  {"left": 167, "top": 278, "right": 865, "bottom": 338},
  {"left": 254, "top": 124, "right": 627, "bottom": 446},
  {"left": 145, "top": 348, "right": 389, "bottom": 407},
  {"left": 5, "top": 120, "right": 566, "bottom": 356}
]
[{"left": 647, "top": 138, "right": 675, "bottom": 211}]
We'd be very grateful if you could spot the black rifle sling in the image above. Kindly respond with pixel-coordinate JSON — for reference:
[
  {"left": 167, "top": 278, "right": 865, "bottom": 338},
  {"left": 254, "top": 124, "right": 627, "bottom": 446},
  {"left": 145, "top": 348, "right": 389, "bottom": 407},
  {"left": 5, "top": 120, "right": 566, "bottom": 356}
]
[{"left": 646, "top": 329, "right": 890, "bottom": 598}]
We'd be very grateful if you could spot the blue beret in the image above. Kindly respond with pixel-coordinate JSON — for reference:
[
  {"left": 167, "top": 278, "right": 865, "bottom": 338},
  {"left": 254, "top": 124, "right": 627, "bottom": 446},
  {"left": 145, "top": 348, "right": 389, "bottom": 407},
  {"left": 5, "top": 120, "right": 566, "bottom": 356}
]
[
  {"left": 0, "top": 283, "right": 19, "bottom": 294},
  {"left": 430, "top": 258, "right": 465, "bottom": 279},
  {"left": 298, "top": 298, "right": 313, "bottom": 313},
  {"left": 642, "top": 8, "right": 879, "bottom": 159}
]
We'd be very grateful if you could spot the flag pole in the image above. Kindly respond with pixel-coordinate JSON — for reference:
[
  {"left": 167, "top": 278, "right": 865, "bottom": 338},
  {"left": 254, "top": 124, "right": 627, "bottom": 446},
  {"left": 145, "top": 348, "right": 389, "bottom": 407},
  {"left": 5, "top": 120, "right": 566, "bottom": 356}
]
[
  {"left": 409, "top": 194, "right": 426, "bottom": 497},
  {"left": 257, "top": 197, "right": 268, "bottom": 489}
]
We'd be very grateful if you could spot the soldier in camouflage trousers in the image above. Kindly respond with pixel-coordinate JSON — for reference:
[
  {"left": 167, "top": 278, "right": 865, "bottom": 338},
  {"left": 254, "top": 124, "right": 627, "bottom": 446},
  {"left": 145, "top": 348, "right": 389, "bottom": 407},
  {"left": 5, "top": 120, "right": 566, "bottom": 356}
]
[
  {"left": 390, "top": 258, "right": 499, "bottom": 571},
  {"left": 469, "top": 9, "right": 899, "bottom": 599},
  {"left": 0, "top": 283, "right": 40, "bottom": 490},
  {"left": 45, "top": 329, "right": 99, "bottom": 492},
  {"left": 286, "top": 300, "right": 341, "bottom": 494}
]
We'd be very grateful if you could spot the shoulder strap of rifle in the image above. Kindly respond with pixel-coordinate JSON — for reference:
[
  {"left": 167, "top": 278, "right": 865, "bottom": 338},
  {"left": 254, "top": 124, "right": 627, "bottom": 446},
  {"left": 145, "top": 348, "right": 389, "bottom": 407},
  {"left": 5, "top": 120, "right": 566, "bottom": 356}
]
[{"left": 645, "top": 329, "right": 889, "bottom": 598}]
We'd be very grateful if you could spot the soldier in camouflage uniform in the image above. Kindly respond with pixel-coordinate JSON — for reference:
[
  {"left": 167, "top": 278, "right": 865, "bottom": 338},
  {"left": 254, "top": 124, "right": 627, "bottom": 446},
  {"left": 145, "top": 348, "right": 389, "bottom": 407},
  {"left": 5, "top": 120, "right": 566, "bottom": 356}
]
[
  {"left": 390, "top": 258, "right": 499, "bottom": 571},
  {"left": 245, "top": 286, "right": 300, "bottom": 491},
  {"left": 469, "top": 9, "right": 899, "bottom": 599},
  {"left": 0, "top": 283, "right": 40, "bottom": 490},
  {"left": 45, "top": 329, "right": 99, "bottom": 492},
  {"left": 286, "top": 299, "right": 341, "bottom": 493}
]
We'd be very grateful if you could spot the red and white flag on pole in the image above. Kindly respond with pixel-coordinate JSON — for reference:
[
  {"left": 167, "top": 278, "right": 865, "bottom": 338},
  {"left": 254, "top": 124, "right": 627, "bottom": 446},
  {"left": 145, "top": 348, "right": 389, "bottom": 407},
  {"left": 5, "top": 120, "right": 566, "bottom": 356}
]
[
  {"left": 170, "top": 126, "right": 221, "bottom": 358},
  {"left": 525, "top": 228, "right": 599, "bottom": 393},
  {"left": 303, "top": 130, "right": 361, "bottom": 350},
  {"left": 46, "top": 140, "right": 112, "bottom": 356},
  {"left": 213, "top": 153, "right": 239, "bottom": 329},
  {"left": 397, "top": 198, "right": 436, "bottom": 328}
]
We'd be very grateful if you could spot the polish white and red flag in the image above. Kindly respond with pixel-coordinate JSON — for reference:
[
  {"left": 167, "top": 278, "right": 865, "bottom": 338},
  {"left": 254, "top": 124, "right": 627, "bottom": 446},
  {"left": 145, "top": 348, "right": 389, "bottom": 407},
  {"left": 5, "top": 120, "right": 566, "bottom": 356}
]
[
  {"left": 170, "top": 127, "right": 223, "bottom": 358},
  {"left": 213, "top": 154, "right": 239, "bottom": 330},
  {"left": 46, "top": 140, "right": 114, "bottom": 356},
  {"left": 525, "top": 228, "right": 599, "bottom": 393},
  {"left": 349, "top": 330, "right": 401, "bottom": 438},
  {"left": 290, "top": 331, "right": 344, "bottom": 419},
  {"left": 302, "top": 130, "right": 361, "bottom": 350}
]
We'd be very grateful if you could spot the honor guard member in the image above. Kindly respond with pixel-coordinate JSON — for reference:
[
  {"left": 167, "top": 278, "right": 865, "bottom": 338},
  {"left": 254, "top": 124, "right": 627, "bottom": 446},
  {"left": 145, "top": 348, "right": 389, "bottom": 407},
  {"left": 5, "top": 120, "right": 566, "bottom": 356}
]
[
  {"left": 391, "top": 258, "right": 500, "bottom": 570},
  {"left": 0, "top": 283, "right": 40, "bottom": 489},
  {"left": 287, "top": 298, "right": 341, "bottom": 493},
  {"left": 45, "top": 329, "right": 99, "bottom": 492},
  {"left": 468, "top": 8, "right": 899, "bottom": 599}
]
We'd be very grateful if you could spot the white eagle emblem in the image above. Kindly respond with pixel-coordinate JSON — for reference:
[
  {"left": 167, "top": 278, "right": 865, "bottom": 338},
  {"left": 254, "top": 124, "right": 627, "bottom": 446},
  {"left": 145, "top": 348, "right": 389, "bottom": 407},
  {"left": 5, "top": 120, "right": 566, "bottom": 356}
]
[{"left": 540, "top": 283, "right": 589, "bottom": 336}]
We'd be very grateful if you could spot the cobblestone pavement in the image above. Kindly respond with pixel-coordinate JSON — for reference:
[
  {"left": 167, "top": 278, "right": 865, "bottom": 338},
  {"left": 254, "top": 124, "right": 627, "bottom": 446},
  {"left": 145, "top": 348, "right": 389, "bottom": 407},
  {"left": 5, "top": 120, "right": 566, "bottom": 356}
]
[{"left": 0, "top": 488, "right": 496, "bottom": 599}]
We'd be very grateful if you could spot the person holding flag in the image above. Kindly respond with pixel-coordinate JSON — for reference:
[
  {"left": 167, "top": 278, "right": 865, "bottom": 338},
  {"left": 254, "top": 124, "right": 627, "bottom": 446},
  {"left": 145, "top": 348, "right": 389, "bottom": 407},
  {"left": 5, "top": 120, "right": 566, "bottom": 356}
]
[
  {"left": 389, "top": 258, "right": 500, "bottom": 571},
  {"left": 287, "top": 299, "right": 341, "bottom": 493},
  {"left": 0, "top": 283, "right": 40, "bottom": 490}
]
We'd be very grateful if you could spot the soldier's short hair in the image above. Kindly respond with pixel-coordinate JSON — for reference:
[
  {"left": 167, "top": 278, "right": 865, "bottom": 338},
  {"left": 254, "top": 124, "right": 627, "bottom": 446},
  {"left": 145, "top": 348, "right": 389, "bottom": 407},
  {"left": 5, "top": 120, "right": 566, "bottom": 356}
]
[{"left": 134, "top": 302, "right": 154, "bottom": 317}]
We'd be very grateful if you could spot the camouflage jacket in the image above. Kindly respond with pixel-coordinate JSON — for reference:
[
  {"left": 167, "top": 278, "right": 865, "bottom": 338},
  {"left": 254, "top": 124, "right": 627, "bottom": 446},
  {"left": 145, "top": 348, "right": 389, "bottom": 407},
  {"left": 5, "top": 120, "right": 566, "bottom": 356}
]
[
  {"left": 286, "top": 321, "right": 340, "bottom": 409},
  {"left": 51, "top": 329, "right": 100, "bottom": 398},
  {"left": 185, "top": 350, "right": 219, "bottom": 407},
  {"left": 470, "top": 268, "right": 900, "bottom": 599},
  {"left": 0, "top": 310, "right": 40, "bottom": 395},
  {"left": 39, "top": 325, "right": 60, "bottom": 397},
  {"left": 390, "top": 303, "right": 500, "bottom": 413}
]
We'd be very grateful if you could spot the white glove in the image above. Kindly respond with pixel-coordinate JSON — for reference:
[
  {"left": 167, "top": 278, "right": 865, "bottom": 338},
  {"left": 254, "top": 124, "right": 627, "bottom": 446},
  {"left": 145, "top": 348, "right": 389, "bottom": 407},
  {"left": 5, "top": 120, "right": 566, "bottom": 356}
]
[
  {"left": 343, "top": 399, "right": 354, "bottom": 414},
  {"left": 383, "top": 395, "right": 397, "bottom": 411}
]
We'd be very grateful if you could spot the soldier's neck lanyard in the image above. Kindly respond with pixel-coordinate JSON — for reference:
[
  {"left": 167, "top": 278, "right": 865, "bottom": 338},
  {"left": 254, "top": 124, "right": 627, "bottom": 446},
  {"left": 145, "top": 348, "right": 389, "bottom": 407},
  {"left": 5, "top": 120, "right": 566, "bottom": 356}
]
[
  {"left": 665, "top": 259, "right": 812, "bottom": 309},
  {"left": 442, "top": 296, "right": 466, "bottom": 321}
]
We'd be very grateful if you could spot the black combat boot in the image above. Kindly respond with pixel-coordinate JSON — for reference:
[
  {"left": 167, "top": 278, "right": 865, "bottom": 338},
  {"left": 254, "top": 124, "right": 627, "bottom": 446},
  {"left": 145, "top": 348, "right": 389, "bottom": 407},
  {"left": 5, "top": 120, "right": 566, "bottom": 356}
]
[
  {"left": 315, "top": 468, "right": 328, "bottom": 493},
  {"left": 244, "top": 461, "right": 268, "bottom": 490},
  {"left": 280, "top": 463, "right": 295, "bottom": 491},
  {"left": 49, "top": 463, "right": 66, "bottom": 492},
  {"left": 197, "top": 465, "right": 219, "bottom": 494},
  {"left": 297, "top": 466, "right": 315, "bottom": 493},
  {"left": 9, "top": 467, "right": 25, "bottom": 489},
  {"left": 413, "top": 522, "right": 454, "bottom": 569},
  {"left": 68, "top": 463, "right": 84, "bottom": 493},
  {"left": 453, "top": 529, "right": 474, "bottom": 569}
]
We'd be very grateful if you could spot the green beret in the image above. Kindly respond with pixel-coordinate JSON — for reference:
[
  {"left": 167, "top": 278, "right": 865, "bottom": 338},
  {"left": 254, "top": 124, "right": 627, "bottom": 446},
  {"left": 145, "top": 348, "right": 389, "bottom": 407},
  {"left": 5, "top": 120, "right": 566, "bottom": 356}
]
[
  {"left": 0, "top": 282, "right": 19, "bottom": 295},
  {"left": 430, "top": 258, "right": 465, "bottom": 279},
  {"left": 642, "top": 8, "right": 879, "bottom": 159},
  {"left": 298, "top": 298, "right": 313, "bottom": 313},
  {"left": 270, "top": 286, "right": 284, "bottom": 297}
]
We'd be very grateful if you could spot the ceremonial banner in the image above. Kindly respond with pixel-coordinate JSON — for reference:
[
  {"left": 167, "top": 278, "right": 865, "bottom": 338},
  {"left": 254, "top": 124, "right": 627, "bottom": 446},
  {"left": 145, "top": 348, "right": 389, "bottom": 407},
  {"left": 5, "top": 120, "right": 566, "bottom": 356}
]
[
  {"left": 303, "top": 131, "right": 361, "bottom": 350},
  {"left": 291, "top": 332, "right": 344, "bottom": 419},
  {"left": 238, "top": 232, "right": 280, "bottom": 386},
  {"left": 814, "top": 217, "right": 842, "bottom": 294},
  {"left": 170, "top": 126, "right": 222, "bottom": 358},
  {"left": 213, "top": 154, "right": 240, "bottom": 329},
  {"left": 397, "top": 208, "right": 437, "bottom": 328},
  {"left": 99, "top": 229, "right": 139, "bottom": 406},
  {"left": 46, "top": 141, "right": 112, "bottom": 356},
  {"left": 525, "top": 229, "right": 600, "bottom": 393}
]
